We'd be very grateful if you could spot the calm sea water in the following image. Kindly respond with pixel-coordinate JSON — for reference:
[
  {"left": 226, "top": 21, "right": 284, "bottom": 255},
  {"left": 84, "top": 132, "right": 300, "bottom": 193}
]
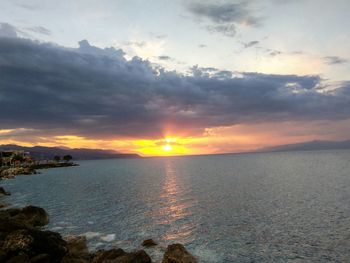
[{"left": 2, "top": 150, "right": 350, "bottom": 262}]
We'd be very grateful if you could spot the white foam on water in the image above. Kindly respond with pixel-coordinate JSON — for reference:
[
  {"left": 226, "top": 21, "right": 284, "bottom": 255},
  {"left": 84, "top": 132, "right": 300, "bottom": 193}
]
[
  {"left": 50, "top": 226, "right": 63, "bottom": 231},
  {"left": 84, "top": 232, "right": 102, "bottom": 240},
  {"left": 100, "top": 234, "right": 116, "bottom": 242},
  {"left": 90, "top": 242, "right": 105, "bottom": 251},
  {"left": 87, "top": 221, "right": 94, "bottom": 225}
]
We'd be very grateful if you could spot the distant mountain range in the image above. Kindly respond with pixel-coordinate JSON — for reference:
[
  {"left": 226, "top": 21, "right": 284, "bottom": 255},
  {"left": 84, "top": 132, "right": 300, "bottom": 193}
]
[
  {"left": 1, "top": 140, "right": 349, "bottom": 160},
  {"left": 258, "top": 140, "right": 350, "bottom": 153},
  {"left": 0, "top": 145, "right": 140, "bottom": 160}
]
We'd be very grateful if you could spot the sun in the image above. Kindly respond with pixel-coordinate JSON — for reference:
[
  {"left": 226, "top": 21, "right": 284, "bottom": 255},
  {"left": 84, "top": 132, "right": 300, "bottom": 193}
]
[{"left": 162, "top": 144, "right": 173, "bottom": 152}]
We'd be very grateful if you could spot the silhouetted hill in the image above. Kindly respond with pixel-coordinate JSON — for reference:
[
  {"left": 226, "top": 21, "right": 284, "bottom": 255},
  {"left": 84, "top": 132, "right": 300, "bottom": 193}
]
[
  {"left": 0, "top": 145, "right": 140, "bottom": 160},
  {"left": 259, "top": 140, "right": 350, "bottom": 153}
]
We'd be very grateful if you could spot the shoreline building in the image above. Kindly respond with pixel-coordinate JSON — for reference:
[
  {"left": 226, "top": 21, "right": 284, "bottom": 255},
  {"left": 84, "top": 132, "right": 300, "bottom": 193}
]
[{"left": 0, "top": 150, "right": 32, "bottom": 167}]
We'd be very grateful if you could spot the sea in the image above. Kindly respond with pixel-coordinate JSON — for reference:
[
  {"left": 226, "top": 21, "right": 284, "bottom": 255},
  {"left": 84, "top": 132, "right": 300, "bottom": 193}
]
[{"left": 1, "top": 150, "right": 350, "bottom": 262}]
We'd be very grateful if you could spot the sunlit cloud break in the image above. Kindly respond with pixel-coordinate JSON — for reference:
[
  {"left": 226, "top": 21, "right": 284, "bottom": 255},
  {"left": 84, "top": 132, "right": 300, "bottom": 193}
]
[{"left": 0, "top": 15, "right": 350, "bottom": 155}]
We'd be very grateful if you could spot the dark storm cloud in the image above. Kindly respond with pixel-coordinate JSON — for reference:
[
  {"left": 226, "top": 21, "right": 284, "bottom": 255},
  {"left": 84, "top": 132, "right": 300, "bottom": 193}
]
[
  {"left": 1, "top": 37, "right": 350, "bottom": 139},
  {"left": 187, "top": 2, "right": 259, "bottom": 24},
  {"left": 186, "top": 1, "right": 261, "bottom": 37},
  {"left": 0, "top": 23, "right": 18, "bottom": 38},
  {"left": 324, "top": 56, "right": 348, "bottom": 65}
]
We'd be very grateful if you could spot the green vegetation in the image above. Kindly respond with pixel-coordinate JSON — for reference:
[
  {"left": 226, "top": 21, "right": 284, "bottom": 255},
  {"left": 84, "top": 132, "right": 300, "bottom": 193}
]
[{"left": 63, "top": 155, "right": 72, "bottom": 163}]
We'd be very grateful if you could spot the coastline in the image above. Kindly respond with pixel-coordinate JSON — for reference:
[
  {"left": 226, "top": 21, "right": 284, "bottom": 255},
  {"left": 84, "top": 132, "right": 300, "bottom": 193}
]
[
  {"left": 0, "top": 167, "right": 197, "bottom": 263},
  {"left": 0, "top": 162, "right": 78, "bottom": 180}
]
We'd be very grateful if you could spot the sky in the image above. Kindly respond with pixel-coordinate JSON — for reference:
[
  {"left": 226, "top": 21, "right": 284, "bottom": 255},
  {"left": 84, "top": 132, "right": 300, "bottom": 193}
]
[{"left": 0, "top": 0, "right": 349, "bottom": 156}]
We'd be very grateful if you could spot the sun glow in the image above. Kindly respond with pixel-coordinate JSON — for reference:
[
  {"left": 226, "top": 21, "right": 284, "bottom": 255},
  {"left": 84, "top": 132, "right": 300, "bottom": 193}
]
[
  {"left": 162, "top": 144, "right": 173, "bottom": 152},
  {"left": 132, "top": 137, "right": 192, "bottom": 156},
  {"left": 3, "top": 120, "right": 346, "bottom": 157}
]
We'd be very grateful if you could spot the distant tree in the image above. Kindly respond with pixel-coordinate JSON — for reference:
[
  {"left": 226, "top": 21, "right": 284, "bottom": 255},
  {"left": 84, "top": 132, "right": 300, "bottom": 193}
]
[
  {"left": 53, "top": 156, "right": 61, "bottom": 163},
  {"left": 63, "top": 155, "right": 72, "bottom": 163},
  {"left": 12, "top": 154, "right": 24, "bottom": 162},
  {"left": 12, "top": 154, "right": 24, "bottom": 167}
]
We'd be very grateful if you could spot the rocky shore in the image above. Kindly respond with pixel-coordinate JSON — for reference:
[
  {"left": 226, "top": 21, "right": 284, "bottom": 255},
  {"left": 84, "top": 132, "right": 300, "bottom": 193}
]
[
  {"left": 0, "top": 167, "right": 37, "bottom": 180},
  {"left": 0, "top": 163, "right": 78, "bottom": 180},
  {"left": 0, "top": 187, "right": 197, "bottom": 263}
]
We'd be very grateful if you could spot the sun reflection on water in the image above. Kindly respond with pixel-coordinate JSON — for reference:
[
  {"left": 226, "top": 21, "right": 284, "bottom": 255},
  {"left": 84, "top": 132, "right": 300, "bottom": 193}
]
[{"left": 156, "top": 159, "right": 197, "bottom": 243}]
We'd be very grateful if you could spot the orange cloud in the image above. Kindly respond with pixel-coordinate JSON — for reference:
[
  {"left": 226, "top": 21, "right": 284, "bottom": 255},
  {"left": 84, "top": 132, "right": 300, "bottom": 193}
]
[{"left": 1, "top": 119, "right": 350, "bottom": 156}]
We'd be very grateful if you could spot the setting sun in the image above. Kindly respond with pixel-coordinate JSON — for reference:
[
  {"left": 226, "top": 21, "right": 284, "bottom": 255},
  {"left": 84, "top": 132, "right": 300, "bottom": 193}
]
[{"left": 162, "top": 144, "right": 173, "bottom": 152}]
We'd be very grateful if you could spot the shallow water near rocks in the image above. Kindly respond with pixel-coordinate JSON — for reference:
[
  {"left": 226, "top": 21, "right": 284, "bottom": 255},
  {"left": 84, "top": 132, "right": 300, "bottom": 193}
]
[{"left": 2, "top": 150, "right": 350, "bottom": 262}]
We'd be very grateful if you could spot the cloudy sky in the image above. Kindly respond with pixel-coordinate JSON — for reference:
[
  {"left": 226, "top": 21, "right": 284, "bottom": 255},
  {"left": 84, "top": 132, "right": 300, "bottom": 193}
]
[{"left": 0, "top": 0, "right": 349, "bottom": 156}]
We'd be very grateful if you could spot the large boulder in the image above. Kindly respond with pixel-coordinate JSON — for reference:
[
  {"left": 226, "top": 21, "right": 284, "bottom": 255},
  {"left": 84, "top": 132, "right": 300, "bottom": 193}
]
[
  {"left": 61, "top": 257, "right": 90, "bottom": 263},
  {"left": 92, "top": 248, "right": 126, "bottom": 263},
  {"left": 0, "top": 186, "right": 11, "bottom": 196},
  {"left": 0, "top": 203, "right": 9, "bottom": 209},
  {"left": 3, "top": 229, "right": 34, "bottom": 253},
  {"left": 114, "top": 250, "right": 152, "bottom": 263},
  {"left": 61, "top": 235, "right": 90, "bottom": 263},
  {"left": 0, "top": 216, "right": 30, "bottom": 235},
  {"left": 1, "top": 168, "right": 23, "bottom": 177},
  {"left": 142, "top": 239, "right": 158, "bottom": 247},
  {"left": 0, "top": 249, "right": 8, "bottom": 262},
  {"left": 9, "top": 206, "right": 49, "bottom": 227},
  {"left": 0, "top": 167, "right": 36, "bottom": 179},
  {"left": 2, "top": 228, "right": 67, "bottom": 262},
  {"left": 30, "top": 254, "right": 52, "bottom": 263},
  {"left": 65, "top": 235, "right": 89, "bottom": 255},
  {"left": 91, "top": 249, "right": 151, "bottom": 263},
  {"left": 0, "top": 168, "right": 16, "bottom": 179},
  {"left": 162, "top": 244, "right": 197, "bottom": 263},
  {"left": 0, "top": 204, "right": 154, "bottom": 263},
  {"left": 5, "top": 254, "right": 31, "bottom": 263},
  {"left": 0, "top": 206, "right": 66, "bottom": 262}
]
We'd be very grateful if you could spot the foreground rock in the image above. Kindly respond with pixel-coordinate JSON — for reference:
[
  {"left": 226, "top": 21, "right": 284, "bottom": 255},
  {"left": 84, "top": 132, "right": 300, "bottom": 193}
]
[
  {"left": 91, "top": 249, "right": 151, "bottom": 263},
  {"left": 61, "top": 235, "right": 90, "bottom": 263},
  {"left": 0, "top": 203, "right": 9, "bottom": 209},
  {"left": 1, "top": 205, "right": 197, "bottom": 263},
  {"left": 0, "top": 167, "right": 36, "bottom": 180},
  {"left": 61, "top": 237, "right": 152, "bottom": 263},
  {"left": 0, "top": 205, "right": 65, "bottom": 262},
  {"left": 0, "top": 186, "right": 11, "bottom": 196},
  {"left": 0, "top": 205, "right": 153, "bottom": 263},
  {"left": 2, "top": 228, "right": 67, "bottom": 262},
  {"left": 0, "top": 163, "right": 79, "bottom": 180},
  {"left": 1, "top": 205, "right": 49, "bottom": 227},
  {"left": 162, "top": 244, "right": 197, "bottom": 263},
  {"left": 142, "top": 239, "right": 158, "bottom": 247}
]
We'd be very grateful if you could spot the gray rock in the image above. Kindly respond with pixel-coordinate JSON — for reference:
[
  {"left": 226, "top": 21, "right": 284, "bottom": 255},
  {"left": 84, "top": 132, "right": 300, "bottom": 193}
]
[
  {"left": 142, "top": 239, "right": 158, "bottom": 247},
  {"left": 62, "top": 235, "right": 90, "bottom": 261},
  {"left": 91, "top": 248, "right": 152, "bottom": 263},
  {"left": 0, "top": 187, "right": 10, "bottom": 196},
  {"left": 162, "top": 244, "right": 197, "bottom": 263},
  {"left": 12, "top": 206, "right": 49, "bottom": 227}
]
